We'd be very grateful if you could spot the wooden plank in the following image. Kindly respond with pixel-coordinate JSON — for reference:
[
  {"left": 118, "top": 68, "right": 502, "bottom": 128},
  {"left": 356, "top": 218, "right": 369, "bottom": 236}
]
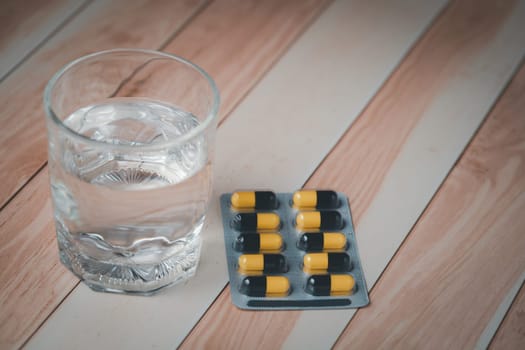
[
  {"left": 335, "top": 61, "right": 525, "bottom": 349},
  {"left": 490, "top": 281, "right": 525, "bottom": 349},
  {"left": 0, "top": 0, "right": 332, "bottom": 349},
  {"left": 0, "top": 0, "right": 87, "bottom": 80},
  {"left": 181, "top": 0, "right": 525, "bottom": 349},
  {"left": 0, "top": 1, "right": 208, "bottom": 348},
  {"left": 0, "top": 0, "right": 208, "bottom": 210},
  {"left": 26, "top": 0, "right": 449, "bottom": 348},
  {"left": 477, "top": 272, "right": 525, "bottom": 348}
]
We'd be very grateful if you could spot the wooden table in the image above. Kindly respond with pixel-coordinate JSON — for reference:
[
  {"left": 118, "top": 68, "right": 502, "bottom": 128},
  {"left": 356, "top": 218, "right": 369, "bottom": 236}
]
[{"left": 1, "top": 0, "right": 524, "bottom": 349}]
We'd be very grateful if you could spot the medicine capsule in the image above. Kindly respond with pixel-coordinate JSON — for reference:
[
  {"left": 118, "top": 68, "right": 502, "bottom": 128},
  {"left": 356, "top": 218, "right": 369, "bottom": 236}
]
[
  {"left": 240, "top": 276, "right": 290, "bottom": 297},
  {"left": 298, "top": 232, "right": 347, "bottom": 251},
  {"left": 234, "top": 233, "right": 283, "bottom": 252},
  {"left": 238, "top": 254, "right": 287, "bottom": 273},
  {"left": 295, "top": 211, "right": 343, "bottom": 231},
  {"left": 232, "top": 213, "right": 280, "bottom": 231},
  {"left": 231, "top": 191, "right": 278, "bottom": 210},
  {"left": 303, "top": 252, "right": 351, "bottom": 272},
  {"left": 292, "top": 190, "right": 339, "bottom": 209},
  {"left": 305, "top": 274, "right": 355, "bottom": 296}
]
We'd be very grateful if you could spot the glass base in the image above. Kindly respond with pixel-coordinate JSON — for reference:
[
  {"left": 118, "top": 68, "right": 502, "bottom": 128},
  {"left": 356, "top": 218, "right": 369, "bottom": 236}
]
[{"left": 57, "top": 229, "right": 202, "bottom": 295}]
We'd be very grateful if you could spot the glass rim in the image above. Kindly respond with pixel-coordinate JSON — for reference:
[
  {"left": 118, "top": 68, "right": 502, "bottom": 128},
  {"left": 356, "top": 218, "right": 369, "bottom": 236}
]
[{"left": 43, "top": 48, "right": 220, "bottom": 151}]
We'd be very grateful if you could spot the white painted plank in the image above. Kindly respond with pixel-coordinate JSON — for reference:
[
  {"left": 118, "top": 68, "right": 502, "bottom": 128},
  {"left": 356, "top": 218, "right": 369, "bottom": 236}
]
[
  {"left": 283, "top": 2, "right": 525, "bottom": 348},
  {"left": 0, "top": 0, "right": 87, "bottom": 80},
  {"left": 26, "top": 0, "right": 448, "bottom": 348}
]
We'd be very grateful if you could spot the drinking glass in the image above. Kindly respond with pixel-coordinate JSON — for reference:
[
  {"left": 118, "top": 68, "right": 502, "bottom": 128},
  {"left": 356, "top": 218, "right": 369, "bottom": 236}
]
[{"left": 44, "top": 49, "right": 219, "bottom": 294}]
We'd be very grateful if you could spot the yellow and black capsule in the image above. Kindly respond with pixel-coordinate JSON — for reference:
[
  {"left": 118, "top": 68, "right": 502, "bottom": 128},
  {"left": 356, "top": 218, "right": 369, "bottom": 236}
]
[
  {"left": 234, "top": 233, "right": 283, "bottom": 252},
  {"left": 295, "top": 211, "right": 343, "bottom": 231},
  {"left": 298, "top": 232, "right": 347, "bottom": 251},
  {"left": 240, "top": 276, "right": 290, "bottom": 297},
  {"left": 238, "top": 254, "right": 287, "bottom": 273},
  {"left": 303, "top": 252, "right": 351, "bottom": 272},
  {"left": 232, "top": 213, "right": 280, "bottom": 231},
  {"left": 231, "top": 191, "right": 278, "bottom": 210},
  {"left": 293, "top": 190, "right": 339, "bottom": 209},
  {"left": 305, "top": 274, "right": 355, "bottom": 296}
]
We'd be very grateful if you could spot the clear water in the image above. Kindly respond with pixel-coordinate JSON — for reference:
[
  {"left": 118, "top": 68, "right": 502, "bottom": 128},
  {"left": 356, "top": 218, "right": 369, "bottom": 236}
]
[{"left": 49, "top": 98, "right": 211, "bottom": 294}]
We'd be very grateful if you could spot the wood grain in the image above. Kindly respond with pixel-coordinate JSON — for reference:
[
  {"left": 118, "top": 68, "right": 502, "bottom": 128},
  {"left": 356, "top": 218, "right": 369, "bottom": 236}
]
[
  {"left": 0, "top": 1, "right": 331, "bottom": 349},
  {"left": 0, "top": 169, "right": 66, "bottom": 350},
  {"left": 181, "top": 0, "right": 525, "bottom": 349},
  {"left": 25, "top": 0, "right": 450, "bottom": 348},
  {"left": 183, "top": 287, "right": 300, "bottom": 350},
  {"left": 335, "top": 61, "right": 525, "bottom": 349},
  {"left": 490, "top": 282, "right": 525, "bottom": 349},
  {"left": 0, "top": 0, "right": 208, "bottom": 210},
  {"left": 0, "top": 0, "right": 86, "bottom": 80}
]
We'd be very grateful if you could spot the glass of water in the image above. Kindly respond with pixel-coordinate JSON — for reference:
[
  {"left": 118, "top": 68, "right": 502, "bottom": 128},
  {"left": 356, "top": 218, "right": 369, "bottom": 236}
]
[{"left": 44, "top": 49, "right": 219, "bottom": 294}]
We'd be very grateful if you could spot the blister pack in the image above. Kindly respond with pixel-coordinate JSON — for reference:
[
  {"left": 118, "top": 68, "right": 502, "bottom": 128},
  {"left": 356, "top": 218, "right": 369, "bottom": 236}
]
[{"left": 220, "top": 190, "right": 369, "bottom": 310}]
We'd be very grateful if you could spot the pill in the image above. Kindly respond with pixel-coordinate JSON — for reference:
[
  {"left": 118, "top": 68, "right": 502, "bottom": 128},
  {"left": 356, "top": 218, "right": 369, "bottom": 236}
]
[
  {"left": 240, "top": 276, "right": 290, "bottom": 297},
  {"left": 295, "top": 211, "right": 343, "bottom": 231},
  {"left": 305, "top": 274, "right": 355, "bottom": 296},
  {"left": 303, "top": 252, "right": 351, "bottom": 272},
  {"left": 292, "top": 190, "right": 339, "bottom": 209},
  {"left": 231, "top": 191, "right": 278, "bottom": 210},
  {"left": 238, "top": 254, "right": 286, "bottom": 273},
  {"left": 234, "top": 233, "right": 283, "bottom": 252},
  {"left": 298, "top": 232, "right": 347, "bottom": 251},
  {"left": 232, "top": 213, "right": 280, "bottom": 231}
]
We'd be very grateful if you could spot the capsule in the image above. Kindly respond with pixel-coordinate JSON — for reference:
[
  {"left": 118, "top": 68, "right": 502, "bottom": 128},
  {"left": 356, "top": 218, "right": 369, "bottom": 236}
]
[
  {"left": 298, "top": 232, "right": 347, "bottom": 251},
  {"left": 303, "top": 252, "right": 351, "bottom": 272},
  {"left": 305, "top": 274, "right": 355, "bottom": 296},
  {"left": 293, "top": 190, "right": 339, "bottom": 209},
  {"left": 232, "top": 213, "right": 280, "bottom": 231},
  {"left": 231, "top": 191, "right": 278, "bottom": 210},
  {"left": 295, "top": 211, "right": 343, "bottom": 231},
  {"left": 238, "top": 254, "right": 286, "bottom": 273},
  {"left": 234, "top": 233, "right": 283, "bottom": 252},
  {"left": 240, "top": 276, "right": 290, "bottom": 297}
]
